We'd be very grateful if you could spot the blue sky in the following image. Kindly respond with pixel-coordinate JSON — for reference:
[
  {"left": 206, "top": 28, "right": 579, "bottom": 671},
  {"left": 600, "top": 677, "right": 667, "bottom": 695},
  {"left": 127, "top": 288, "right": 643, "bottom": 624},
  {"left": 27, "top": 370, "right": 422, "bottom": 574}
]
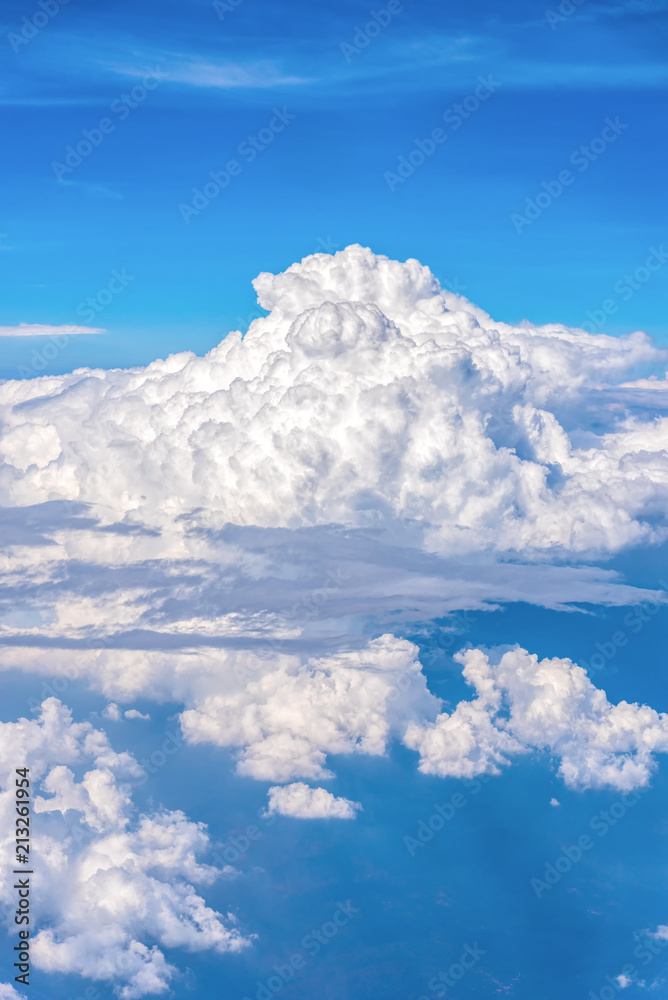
[
  {"left": 1, "top": 0, "right": 668, "bottom": 377},
  {"left": 2, "top": 3, "right": 668, "bottom": 1000}
]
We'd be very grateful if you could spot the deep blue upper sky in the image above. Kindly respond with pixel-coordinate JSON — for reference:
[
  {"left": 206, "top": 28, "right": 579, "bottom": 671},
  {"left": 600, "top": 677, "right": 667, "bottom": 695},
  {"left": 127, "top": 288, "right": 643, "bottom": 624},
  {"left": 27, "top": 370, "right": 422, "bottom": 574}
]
[{"left": 1, "top": 0, "right": 668, "bottom": 378}]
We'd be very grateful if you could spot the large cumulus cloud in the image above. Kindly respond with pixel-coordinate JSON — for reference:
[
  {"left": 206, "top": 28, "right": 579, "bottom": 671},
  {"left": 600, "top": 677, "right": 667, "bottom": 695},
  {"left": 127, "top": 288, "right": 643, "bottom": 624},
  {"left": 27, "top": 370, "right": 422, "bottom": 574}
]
[
  {"left": 1, "top": 246, "right": 667, "bottom": 797},
  {"left": 1, "top": 244, "right": 667, "bottom": 555}
]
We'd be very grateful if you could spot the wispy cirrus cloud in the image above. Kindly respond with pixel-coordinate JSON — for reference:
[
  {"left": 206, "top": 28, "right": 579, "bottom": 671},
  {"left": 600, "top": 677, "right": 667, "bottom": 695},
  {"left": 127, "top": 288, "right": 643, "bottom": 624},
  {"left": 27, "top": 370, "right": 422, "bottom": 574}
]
[
  {"left": 109, "top": 55, "right": 313, "bottom": 89},
  {"left": 0, "top": 324, "right": 105, "bottom": 337},
  {"left": 56, "top": 178, "right": 124, "bottom": 200}
]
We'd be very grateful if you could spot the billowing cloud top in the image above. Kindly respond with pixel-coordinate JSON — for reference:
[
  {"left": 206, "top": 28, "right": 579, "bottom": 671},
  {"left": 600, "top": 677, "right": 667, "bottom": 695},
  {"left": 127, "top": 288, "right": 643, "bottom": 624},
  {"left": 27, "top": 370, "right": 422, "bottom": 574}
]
[{"left": 1, "top": 245, "right": 667, "bottom": 556}]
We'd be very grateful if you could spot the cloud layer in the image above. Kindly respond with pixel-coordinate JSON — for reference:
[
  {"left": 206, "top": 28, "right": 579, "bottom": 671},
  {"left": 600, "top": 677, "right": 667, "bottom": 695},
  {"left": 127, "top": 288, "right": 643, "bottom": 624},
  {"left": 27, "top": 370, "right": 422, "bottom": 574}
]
[
  {"left": 2, "top": 247, "right": 668, "bottom": 996},
  {"left": 1, "top": 247, "right": 666, "bottom": 801},
  {"left": 4, "top": 638, "right": 665, "bottom": 795}
]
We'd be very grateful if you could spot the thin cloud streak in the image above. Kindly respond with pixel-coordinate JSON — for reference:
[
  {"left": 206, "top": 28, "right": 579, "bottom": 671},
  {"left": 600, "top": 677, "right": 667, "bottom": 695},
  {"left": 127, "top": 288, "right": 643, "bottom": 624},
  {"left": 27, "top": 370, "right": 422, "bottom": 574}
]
[
  {"left": 0, "top": 324, "right": 106, "bottom": 338},
  {"left": 110, "top": 56, "right": 314, "bottom": 89}
]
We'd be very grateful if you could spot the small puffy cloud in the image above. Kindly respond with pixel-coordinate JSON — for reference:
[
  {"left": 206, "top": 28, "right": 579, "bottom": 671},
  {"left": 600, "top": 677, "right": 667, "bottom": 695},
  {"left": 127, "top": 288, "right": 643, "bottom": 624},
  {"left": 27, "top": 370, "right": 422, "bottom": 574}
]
[
  {"left": 405, "top": 647, "right": 668, "bottom": 791},
  {"left": 103, "top": 702, "right": 123, "bottom": 721},
  {"left": 550, "top": 798, "right": 560, "bottom": 807},
  {"left": 0, "top": 323, "right": 105, "bottom": 337},
  {"left": 0, "top": 700, "right": 250, "bottom": 998},
  {"left": 265, "top": 783, "right": 362, "bottom": 819},
  {"left": 125, "top": 709, "right": 150, "bottom": 720}
]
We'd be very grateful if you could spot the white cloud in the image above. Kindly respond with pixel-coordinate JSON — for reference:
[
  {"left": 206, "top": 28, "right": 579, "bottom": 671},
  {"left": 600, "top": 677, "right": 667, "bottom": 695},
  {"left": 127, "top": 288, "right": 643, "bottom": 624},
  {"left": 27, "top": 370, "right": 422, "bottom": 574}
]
[
  {"left": 179, "top": 634, "right": 438, "bottom": 782},
  {"left": 0, "top": 244, "right": 666, "bottom": 921},
  {"left": 620, "top": 373, "right": 668, "bottom": 390},
  {"left": 2, "top": 636, "right": 665, "bottom": 794},
  {"left": 0, "top": 323, "right": 104, "bottom": 337},
  {"left": 265, "top": 783, "right": 362, "bottom": 819},
  {"left": 0, "top": 985, "right": 27, "bottom": 1000},
  {"left": 103, "top": 702, "right": 123, "bottom": 721},
  {"left": 405, "top": 646, "right": 668, "bottom": 791},
  {"left": 550, "top": 797, "right": 560, "bottom": 807},
  {"left": 111, "top": 57, "right": 311, "bottom": 90},
  {"left": 0, "top": 245, "right": 666, "bottom": 557},
  {"left": 125, "top": 709, "right": 150, "bottom": 720},
  {"left": 157, "top": 59, "right": 311, "bottom": 89},
  {"left": 0, "top": 700, "right": 250, "bottom": 998}
]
